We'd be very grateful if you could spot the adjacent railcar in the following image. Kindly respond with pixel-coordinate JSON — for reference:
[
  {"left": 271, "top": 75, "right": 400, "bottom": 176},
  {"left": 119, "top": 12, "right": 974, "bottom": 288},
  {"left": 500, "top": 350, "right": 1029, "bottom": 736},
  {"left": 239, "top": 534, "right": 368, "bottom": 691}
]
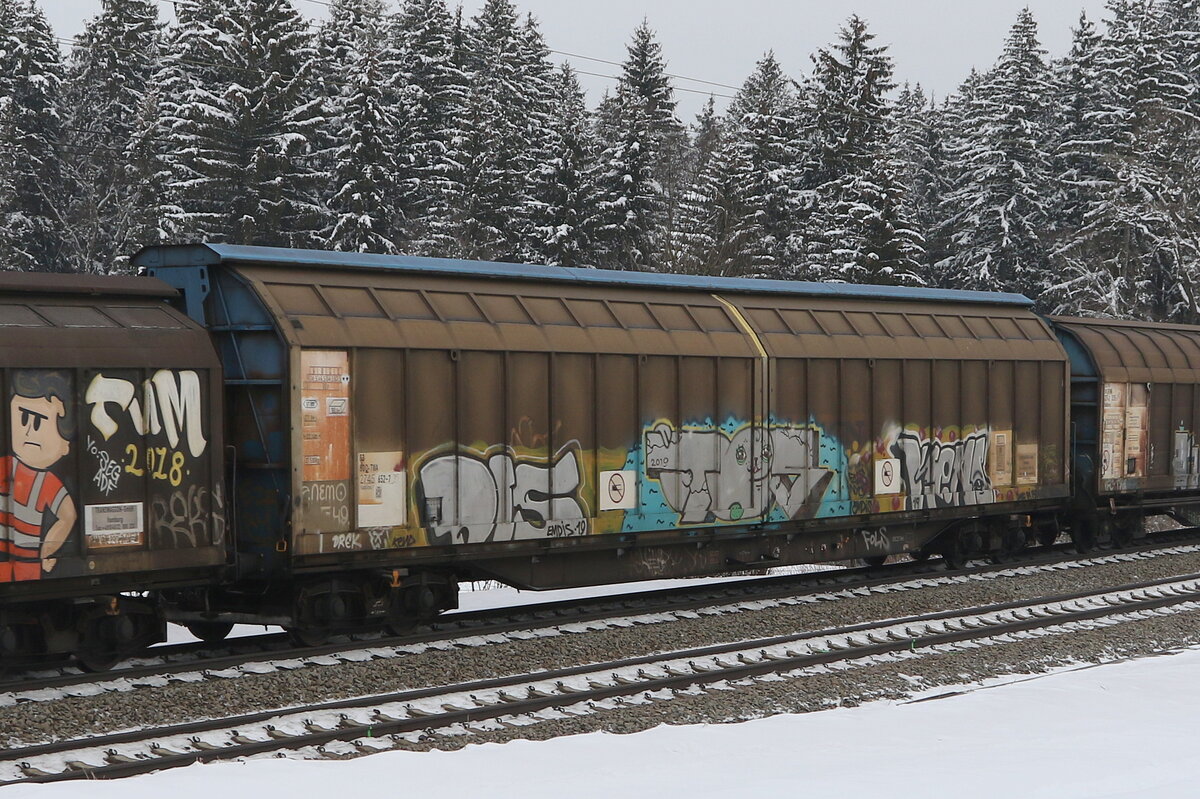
[
  {"left": 138, "top": 244, "right": 1071, "bottom": 638},
  {"left": 0, "top": 273, "right": 226, "bottom": 668},
  {"left": 1053, "top": 316, "right": 1200, "bottom": 545}
]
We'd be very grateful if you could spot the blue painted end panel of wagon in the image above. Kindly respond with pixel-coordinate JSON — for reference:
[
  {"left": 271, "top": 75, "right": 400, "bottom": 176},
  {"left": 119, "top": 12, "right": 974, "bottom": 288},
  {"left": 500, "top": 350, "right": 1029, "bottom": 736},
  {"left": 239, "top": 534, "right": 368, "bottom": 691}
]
[{"left": 147, "top": 262, "right": 291, "bottom": 580}]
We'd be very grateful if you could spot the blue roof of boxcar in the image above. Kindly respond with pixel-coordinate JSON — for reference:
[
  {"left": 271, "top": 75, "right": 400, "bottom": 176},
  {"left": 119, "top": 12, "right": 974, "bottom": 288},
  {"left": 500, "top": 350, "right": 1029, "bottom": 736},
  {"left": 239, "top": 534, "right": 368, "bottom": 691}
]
[{"left": 132, "top": 243, "right": 1034, "bottom": 307}]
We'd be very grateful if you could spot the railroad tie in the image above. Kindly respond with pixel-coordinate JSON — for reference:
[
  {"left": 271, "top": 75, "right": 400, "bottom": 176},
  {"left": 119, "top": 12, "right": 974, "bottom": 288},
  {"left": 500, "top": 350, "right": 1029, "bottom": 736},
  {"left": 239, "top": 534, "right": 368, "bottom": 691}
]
[
  {"left": 555, "top": 680, "right": 587, "bottom": 694},
  {"left": 148, "top": 745, "right": 182, "bottom": 757},
  {"left": 304, "top": 720, "right": 339, "bottom": 731},
  {"left": 189, "top": 737, "right": 222, "bottom": 751},
  {"left": 104, "top": 750, "right": 140, "bottom": 765}
]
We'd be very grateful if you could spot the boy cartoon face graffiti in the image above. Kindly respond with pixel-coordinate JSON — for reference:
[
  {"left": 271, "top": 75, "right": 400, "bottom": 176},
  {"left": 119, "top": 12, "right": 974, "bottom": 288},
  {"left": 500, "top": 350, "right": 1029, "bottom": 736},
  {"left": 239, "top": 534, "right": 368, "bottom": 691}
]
[
  {"left": 12, "top": 394, "right": 71, "bottom": 470},
  {"left": 0, "top": 372, "right": 78, "bottom": 582}
]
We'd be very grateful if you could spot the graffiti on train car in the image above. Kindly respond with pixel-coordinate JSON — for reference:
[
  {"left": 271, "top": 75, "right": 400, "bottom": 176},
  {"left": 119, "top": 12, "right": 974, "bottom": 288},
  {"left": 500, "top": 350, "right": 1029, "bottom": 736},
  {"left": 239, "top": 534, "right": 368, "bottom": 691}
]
[
  {"left": 415, "top": 443, "right": 588, "bottom": 545},
  {"left": 888, "top": 426, "right": 995, "bottom": 509},
  {"left": 641, "top": 421, "right": 837, "bottom": 524},
  {"left": 1, "top": 370, "right": 78, "bottom": 582},
  {"left": 84, "top": 370, "right": 213, "bottom": 551},
  {"left": 86, "top": 370, "right": 208, "bottom": 459}
]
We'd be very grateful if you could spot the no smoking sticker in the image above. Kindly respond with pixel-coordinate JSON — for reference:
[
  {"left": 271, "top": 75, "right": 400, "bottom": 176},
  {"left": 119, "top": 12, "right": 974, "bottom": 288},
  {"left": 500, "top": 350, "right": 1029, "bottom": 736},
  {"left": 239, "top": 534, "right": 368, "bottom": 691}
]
[
  {"left": 600, "top": 470, "right": 637, "bottom": 510},
  {"left": 875, "top": 458, "right": 901, "bottom": 495}
]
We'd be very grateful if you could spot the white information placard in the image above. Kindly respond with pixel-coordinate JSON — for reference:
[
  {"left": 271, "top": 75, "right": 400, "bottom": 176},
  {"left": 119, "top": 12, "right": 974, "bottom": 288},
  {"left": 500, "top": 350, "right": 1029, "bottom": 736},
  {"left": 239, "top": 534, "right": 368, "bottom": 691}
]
[{"left": 358, "top": 451, "right": 407, "bottom": 527}]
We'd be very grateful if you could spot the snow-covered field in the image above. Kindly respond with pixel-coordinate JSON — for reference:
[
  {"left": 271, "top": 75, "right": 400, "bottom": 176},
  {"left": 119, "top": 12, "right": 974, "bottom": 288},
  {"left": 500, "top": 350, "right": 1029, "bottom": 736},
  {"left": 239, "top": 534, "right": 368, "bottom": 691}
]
[{"left": 12, "top": 643, "right": 1200, "bottom": 797}]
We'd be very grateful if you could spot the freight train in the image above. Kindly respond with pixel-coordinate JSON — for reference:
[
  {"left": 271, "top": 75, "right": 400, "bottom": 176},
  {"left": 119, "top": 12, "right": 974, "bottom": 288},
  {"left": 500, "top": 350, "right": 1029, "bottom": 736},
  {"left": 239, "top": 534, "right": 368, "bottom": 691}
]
[{"left": 0, "top": 243, "right": 1197, "bottom": 669}]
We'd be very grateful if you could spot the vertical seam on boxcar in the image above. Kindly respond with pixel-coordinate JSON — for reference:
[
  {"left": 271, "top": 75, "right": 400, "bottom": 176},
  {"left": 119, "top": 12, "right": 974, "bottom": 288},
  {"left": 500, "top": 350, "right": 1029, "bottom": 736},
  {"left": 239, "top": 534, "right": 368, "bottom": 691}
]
[{"left": 710, "top": 295, "right": 767, "bottom": 361}]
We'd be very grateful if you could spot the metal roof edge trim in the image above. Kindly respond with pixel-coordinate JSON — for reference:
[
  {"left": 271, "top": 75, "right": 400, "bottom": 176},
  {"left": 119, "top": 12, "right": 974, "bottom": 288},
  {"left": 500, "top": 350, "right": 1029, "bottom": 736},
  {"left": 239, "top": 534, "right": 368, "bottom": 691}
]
[
  {"left": 1050, "top": 315, "right": 1200, "bottom": 334},
  {"left": 133, "top": 243, "right": 1034, "bottom": 307},
  {"left": 0, "top": 271, "right": 177, "bottom": 298}
]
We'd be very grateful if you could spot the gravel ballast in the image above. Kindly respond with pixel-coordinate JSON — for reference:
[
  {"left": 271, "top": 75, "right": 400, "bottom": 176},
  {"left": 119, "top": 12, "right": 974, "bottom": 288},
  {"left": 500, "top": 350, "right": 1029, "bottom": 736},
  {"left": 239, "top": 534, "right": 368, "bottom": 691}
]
[{"left": 5, "top": 549, "right": 1200, "bottom": 748}]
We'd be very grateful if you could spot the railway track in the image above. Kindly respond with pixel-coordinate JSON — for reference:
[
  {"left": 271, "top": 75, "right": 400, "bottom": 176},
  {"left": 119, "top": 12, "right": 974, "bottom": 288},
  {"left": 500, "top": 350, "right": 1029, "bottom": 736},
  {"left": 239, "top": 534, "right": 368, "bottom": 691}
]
[
  {"left": 6, "top": 529, "right": 1200, "bottom": 705},
  {"left": 6, "top": 530, "right": 1200, "bottom": 702},
  {"left": 7, "top": 566, "right": 1200, "bottom": 784}
]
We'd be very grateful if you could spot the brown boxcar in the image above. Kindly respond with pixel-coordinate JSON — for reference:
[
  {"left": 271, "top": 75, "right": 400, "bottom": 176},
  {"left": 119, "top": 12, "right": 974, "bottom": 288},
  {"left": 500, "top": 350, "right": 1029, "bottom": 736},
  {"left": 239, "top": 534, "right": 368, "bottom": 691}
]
[
  {"left": 139, "top": 244, "right": 1070, "bottom": 636},
  {"left": 1052, "top": 316, "right": 1200, "bottom": 543},
  {"left": 0, "top": 273, "right": 225, "bottom": 667}
]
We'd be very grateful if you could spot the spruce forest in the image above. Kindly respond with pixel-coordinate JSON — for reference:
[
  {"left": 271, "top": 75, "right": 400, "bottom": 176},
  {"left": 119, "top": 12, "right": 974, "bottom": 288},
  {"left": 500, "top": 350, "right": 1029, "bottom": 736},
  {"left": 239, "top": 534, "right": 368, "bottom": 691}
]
[{"left": 2, "top": 0, "right": 1199, "bottom": 323}]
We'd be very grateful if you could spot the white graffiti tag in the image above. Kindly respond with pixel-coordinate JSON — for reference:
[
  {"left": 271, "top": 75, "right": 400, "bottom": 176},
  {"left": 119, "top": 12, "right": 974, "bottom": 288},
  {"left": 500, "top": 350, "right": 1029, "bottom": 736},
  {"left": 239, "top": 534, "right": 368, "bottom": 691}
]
[
  {"left": 416, "top": 446, "right": 587, "bottom": 544},
  {"left": 643, "top": 424, "right": 835, "bottom": 523},
  {"left": 85, "top": 370, "right": 208, "bottom": 457},
  {"left": 86, "top": 435, "right": 122, "bottom": 495},
  {"left": 890, "top": 428, "right": 993, "bottom": 509}
]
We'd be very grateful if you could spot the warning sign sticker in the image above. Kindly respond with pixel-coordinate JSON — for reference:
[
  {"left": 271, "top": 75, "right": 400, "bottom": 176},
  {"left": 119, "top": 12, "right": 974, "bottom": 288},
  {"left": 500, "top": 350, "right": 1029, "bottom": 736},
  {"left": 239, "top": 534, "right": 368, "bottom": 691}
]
[{"left": 599, "top": 470, "right": 637, "bottom": 510}]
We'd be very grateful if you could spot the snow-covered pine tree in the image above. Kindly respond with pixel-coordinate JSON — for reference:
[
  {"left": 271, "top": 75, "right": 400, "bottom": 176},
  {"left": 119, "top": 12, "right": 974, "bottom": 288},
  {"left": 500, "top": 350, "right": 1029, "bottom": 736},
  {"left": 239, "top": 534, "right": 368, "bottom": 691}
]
[
  {"left": 328, "top": 43, "right": 401, "bottom": 254},
  {"left": 718, "top": 52, "right": 802, "bottom": 278},
  {"left": 119, "top": 86, "right": 175, "bottom": 263},
  {"left": 622, "top": 22, "right": 688, "bottom": 270},
  {"left": 0, "top": 0, "right": 65, "bottom": 271},
  {"left": 526, "top": 64, "right": 601, "bottom": 267},
  {"left": 592, "top": 21, "right": 685, "bottom": 270},
  {"left": 1046, "top": 0, "right": 1199, "bottom": 320},
  {"left": 1046, "top": 12, "right": 1103, "bottom": 243},
  {"left": 444, "top": 0, "right": 547, "bottom": 261},
  {"left": 799, "top": 16, "right": 924, "bottom": 285},
  {"left": 59, "top": 0, "right": 162, "bottom": 273},
  {"left": 514, "top": 14, "right": 558, "bottom": 263},
  {"left": 674, "top": 133, "right": 756, "bottom": 277},
  {"left": 388, "top": 0, "right": 469, "bottom": 255},
  {"left": 940, "top": 8, "right": 1052, "bottom": 297},
  {"left": 891, "top": 84, "right": 951, "bottom": 285},
  {"left": 161, "top": 0, "right": 323, "bottom": 247},
  {"left": 672, "top": 97, "right": 725, "bottom": 274},
  {"left": 690, "top": 96, "right": 722, "bottom": 182},
  {"left": 0, "top": 0, "right": 20, "bottom": 268},
  {"left": 593, "top": 89, "right": 660, "bottom": 270},
  {"left": 314, "top": 0, "right": 391, "bottom": 242}
]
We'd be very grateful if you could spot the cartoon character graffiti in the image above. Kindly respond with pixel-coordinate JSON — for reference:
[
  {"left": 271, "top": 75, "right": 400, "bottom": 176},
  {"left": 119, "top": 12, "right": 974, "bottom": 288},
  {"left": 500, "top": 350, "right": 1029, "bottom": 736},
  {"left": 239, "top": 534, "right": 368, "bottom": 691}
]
[{"left": 0, "top": 371, "right": 77, "bottom": 581}]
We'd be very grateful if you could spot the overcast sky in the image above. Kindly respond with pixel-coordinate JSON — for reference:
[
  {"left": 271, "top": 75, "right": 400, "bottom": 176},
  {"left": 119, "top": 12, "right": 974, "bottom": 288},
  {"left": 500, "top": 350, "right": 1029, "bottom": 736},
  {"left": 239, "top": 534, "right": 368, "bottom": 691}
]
[{"left": 48, "top": 0, "right": 1108, "bottom": 121}]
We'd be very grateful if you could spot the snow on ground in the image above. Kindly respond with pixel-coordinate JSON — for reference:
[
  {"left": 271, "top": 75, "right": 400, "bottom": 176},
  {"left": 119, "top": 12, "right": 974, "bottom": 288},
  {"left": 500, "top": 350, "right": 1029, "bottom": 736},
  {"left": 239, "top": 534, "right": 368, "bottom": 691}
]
[
  {"left": 162, "top": 566, "right": 829, "bottom": 644},
  {"left": 13, "top": 644, "right": 1200, "bottom": 797},
  {"left": 455, "top": 565, "right": 828, "bottom": 612}
]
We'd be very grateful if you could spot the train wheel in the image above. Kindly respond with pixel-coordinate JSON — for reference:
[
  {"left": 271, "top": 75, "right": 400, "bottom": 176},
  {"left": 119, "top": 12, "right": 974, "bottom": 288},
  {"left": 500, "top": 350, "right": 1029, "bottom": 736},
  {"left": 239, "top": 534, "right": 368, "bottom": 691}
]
[
  {"left": 185, "top": 621, "right": 234, "bottom": 644},
  {"left": 75, "top": 617, "right": 131, "bottom": 673},
  {"left": 384, "top": 615, "right": 419, "bottom": 636},
  {"left": 990, "top": 526, "right": 1026, "bottom": 564},
  {"left": 1070, "top": 518, "right": 1097, "bottom": 554},
  {"left": 941, "top": 531, "right": 968, "bottom": 570},
  {"left": 287, "top": 628, "right": 331, "bottom": 648},
  {"left": 861, "top": 555, "right": 888, "bottom": 568}
]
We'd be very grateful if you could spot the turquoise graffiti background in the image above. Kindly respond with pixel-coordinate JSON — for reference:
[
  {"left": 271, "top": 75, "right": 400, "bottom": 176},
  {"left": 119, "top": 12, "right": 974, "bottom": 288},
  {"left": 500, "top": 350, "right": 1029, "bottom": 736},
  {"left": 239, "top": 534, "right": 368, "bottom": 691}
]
[{"left": 619, "top": 416, "right": 849, "bottom": 533}]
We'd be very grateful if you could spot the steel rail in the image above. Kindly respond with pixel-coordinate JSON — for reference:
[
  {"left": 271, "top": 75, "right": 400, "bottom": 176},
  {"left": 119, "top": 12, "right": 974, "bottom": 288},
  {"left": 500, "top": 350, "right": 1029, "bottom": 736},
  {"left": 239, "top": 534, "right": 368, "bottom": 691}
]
[
  {"left": 4, "top": 528, "right": 1200, "bottom": 698},
  {"left": 7, "top": 569, "right": 1200, "bottom": 783}
]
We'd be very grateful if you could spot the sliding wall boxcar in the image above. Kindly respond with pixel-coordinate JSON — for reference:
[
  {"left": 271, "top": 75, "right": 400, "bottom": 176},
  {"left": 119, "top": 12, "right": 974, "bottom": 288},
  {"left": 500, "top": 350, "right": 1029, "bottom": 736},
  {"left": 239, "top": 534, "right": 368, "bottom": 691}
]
[
  {"left": 1053, "top": 316, "right": 1200, "bottom": 504},
  {"left": 138, "top": 244, "right": 1071, "bottom": 590}
]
